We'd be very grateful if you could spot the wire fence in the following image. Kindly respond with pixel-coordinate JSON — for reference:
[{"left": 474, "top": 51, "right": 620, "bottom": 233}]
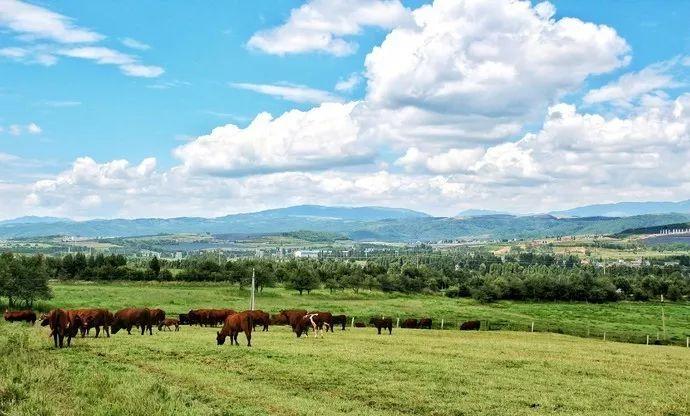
[{"left": 346, "top": 316, "right": 690, "bottom": 347}]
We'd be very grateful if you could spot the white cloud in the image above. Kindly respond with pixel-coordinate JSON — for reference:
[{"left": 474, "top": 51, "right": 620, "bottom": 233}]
[
  {"left": 229, "top": 82, "right": 342, "bottom": 104},
  {"left": 584, "top": 57, "right": 688, "bottom": 108},
  {"left": 8, "top": 124, "right": 21, "bottom": 136},
  {"left": 173, "top": 102, "right": 372, "bottom": 176},
  {"left": 335, "top": 73, "right": 362, "bottom": 92},
  {"left": 0, "top": 1, "right": 162, "bottom": 77},
  {"left": 57, "top": 46, "right": 164, "bottom": 77},
  {"left": 0, "top": 0, "right": 102, "bottom": 43},
  {"left": 247, "top": 0, "right": 411, "bottom": 56},
  {"left": 121, "top": 37, "right": 150, "bottom": 50},
  {"left": 362, "top": 0, "right": 630, "bottom": 146},
  {"left": 43, "top": 100, "right": 81, "bottom": 107},
  {"left": 26, "top": 122, "right": 41, "bottom": 134}
]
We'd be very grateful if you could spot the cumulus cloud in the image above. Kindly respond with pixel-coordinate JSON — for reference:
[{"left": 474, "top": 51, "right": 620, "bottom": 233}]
[
  {"left": 247, "top": 0, "right": 411, "bottom": 56},
  {"left": 0, "top": 0, "right": 162, "bottom": 77},
  {"left": 120, "top": 37, "right": 150, "bottom": 50},
  {"left": 229, "top": 82, "right": 342, "bottom": 104},
  {"left": 362, "top": 0, "right": 630, "bottom": 145},
  {"left": 335, "top": 73, "right": 362, "bottom": 92},
  {"left": 1, "top": 122, "right": 41, "bottom": 136},
  {"left": 173, "top": 102, "right": 373, "bottom": 176}
]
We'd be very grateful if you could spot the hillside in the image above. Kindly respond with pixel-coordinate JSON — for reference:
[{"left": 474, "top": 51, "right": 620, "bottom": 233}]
[{"left": 551, "top": 199, "right": 690, "bottom": 217}]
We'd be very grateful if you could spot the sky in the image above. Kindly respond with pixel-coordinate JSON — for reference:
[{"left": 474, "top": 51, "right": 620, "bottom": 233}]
[{"left": 1, "top": 0, "right": 690, "bottom": 220}]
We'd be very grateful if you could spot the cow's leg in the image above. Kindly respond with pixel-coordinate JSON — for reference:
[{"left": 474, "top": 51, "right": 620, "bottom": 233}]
[
  {"left": 148, "top": 324, "right": 153, "bottom": 335},
  {"left": 95, "top": 326, "right": 100, "bottom": 338},
  {"left": 246, "top": 330, "right": 252, "bottom": 347},
  {"left": 58, "top": 329, "right": 64, "bottom": 348},
  {"left": 377, "top": 326, "right": 382, "bottom": 335},
  {"left": 53, "top": 330, "right": 58, "bottom": 348},
  {"left": 105, "top": 326, "right": 110, "bottom": 337}
]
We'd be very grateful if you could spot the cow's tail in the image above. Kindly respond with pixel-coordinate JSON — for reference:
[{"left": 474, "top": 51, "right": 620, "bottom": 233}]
[{"left": 247, "top": 314, "right": 253, "bottom": 331}]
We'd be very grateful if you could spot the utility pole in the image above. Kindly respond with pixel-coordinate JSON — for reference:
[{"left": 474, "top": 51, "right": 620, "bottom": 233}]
[{"left": 250, "top": 267, "right": 256, "bottom": 311}]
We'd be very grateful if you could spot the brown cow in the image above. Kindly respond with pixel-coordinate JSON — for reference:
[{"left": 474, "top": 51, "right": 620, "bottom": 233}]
[
  {"left": 188, "top": 309, "right": 235, "bottom": 326},
  {"left": 158, "top": 318, "right": 180, "bottom": 332},
  {"left": 216, "top": 311, "right": 253, "bottom": 347},
  {"left": 279, "top": 309, "right": 308, "bottom": 332},
  {"left": 354, "top": 322, "right": 366, "bottom": 328},
  {"left": 418, "top": 318, "right": 432, "bottom": 329},
  {"left": 150, "top": 308, "right": 166, "bottom": 327},
  {"left": 42, "top": 308, "right": 81, "bottom": 348},
  {"left": 332, "top": 314, "right": 347, "bottom": 331},
  {"left": 460, "top": 320, "right": 481, "bottom": 330},
  {"left": 401, "top": 318, "right": 418, "bottom": 329},
  {"left": 3, "top": 309, "right": 37, "bottom": 325},
  {"left": 73, "top": 308, "right": 112, "bottom": 338},
  {"left": 111, "top": 308, "right": 153, "bottom": 335},
  {"left": 270, "top": 313, "right": 288, "bottom": 325},
  {"left": 295, "top": 313, "right": 331, "bottom": 338},
  {"left": 370, "top": 317, "right": 393, "bottom": 335},
  {"left": 249, "top": 310, "right": 270, "bottom": 332}
]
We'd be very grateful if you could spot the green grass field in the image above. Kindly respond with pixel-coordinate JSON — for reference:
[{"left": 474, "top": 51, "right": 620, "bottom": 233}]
[
  {"left": 42, "top": 282, "right": 690, "bottom": 345},
  {"left": 1, "top": 319, "right": 688, "bottom": 416}
]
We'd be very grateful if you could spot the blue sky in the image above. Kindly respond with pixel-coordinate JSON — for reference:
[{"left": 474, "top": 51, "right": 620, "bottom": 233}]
[{"left": 1, "top": 0, "right": 690, "bottom": 219}]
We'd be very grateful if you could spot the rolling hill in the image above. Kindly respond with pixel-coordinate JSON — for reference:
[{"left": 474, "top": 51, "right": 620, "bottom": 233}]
[{"left": 551, "top": 199, "right": 690, "bottom": 217}]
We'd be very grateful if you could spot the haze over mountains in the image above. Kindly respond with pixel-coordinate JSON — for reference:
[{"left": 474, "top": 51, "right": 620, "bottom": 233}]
[{"left": 2, "top": 203, "right": 690, "bottom": 242}]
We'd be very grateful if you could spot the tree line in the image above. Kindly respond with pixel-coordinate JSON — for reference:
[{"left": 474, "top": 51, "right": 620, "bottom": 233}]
[{"left": 1, "top": 251, "right": 689, "bottom": 306}]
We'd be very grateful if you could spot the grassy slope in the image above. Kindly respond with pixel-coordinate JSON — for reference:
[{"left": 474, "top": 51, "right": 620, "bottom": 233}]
[
  {"left": 42, "top": 282, "right": 690, "bottom": 345},
  {"left": 1, "top": 321, "right": 689, "bottom": 416}
]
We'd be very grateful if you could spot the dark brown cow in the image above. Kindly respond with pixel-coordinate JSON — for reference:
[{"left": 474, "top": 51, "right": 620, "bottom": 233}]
[
  {"left": 249, "top": 310, "right": 270, "bottom": 332},
  {"left": 150, "top": 308, "right": 166, "bottom": 327},
  {"left": 3, "top": 309, "right": 37, "bottom": 325},
  {"left": 73, "top": 308, "right": 112, "bottom": 338},
  {"left": 401, "top": 318, "right": 418, "bottom": 328},
  {"left": 294, "top": 313, "right": 331, "bottom": 338},
  {"left": 111, "top": 308, "right": 153, "bottom": 335},
  {"left": 188, "top": 309, "right": 235, "bottom": 326},
  {"left": 158, "top": 318, "right": 180, "bottom": 331},
  {"left": 42, "top": 308, "right": 80, "bottom": 348},
  {"left": 370, "top": 317, "right": 393, "bottom": 335},
  {"left": 418, "top": 318, "right": 432, "bottom": 329},
  {"left": 216, "top": 311, "right": 253, "bottom": 347},
  {"left": 460, "top": 320, "right": 481, "bottom": 330},
  {"left": 354, "top": 322, "right": 366, "bottom": 328},
  {"left": 308, "top": 311, "right": 333, "bottom": 333},
  {"left": 332, "top": 314, "right": 347, "bottom": 331},
  {"left": 178, "top": 313, "right": 190, "bottom": 325},
  {"left": 270, "top": 313, "right": 288, "bottom": 325},
  {"left": 279, "top": 309, "right": 308, "bottom": 332}
]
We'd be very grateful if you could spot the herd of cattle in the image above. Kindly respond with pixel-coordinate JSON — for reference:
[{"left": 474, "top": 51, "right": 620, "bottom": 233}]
[{"left": 3, "top": 308, "right": 482, "bottom": 348}]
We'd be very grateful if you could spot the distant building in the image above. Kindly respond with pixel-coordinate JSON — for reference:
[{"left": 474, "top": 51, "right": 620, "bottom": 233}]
[{"left": 294, "top": 250, "right": 320, "bottom": 259}]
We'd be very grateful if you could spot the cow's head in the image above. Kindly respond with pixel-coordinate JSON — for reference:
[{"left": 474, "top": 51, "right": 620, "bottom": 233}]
[
  {"left": 110, "top": 320, "right": 122, "bottom": 334},
  {"left": 216, "top": 331, "right": 226, "bottom": 345}
]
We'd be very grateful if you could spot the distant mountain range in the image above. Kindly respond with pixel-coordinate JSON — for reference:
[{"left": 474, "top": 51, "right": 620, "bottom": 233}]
[
  {"left": 456, "top": 209, "right": 511, "bottom": 217},
  {"left": 1, "top": 205, "right": 689, "bottom": 242},
  {"left": 550, "top": 199, "right": 690, "bottom": 218}
]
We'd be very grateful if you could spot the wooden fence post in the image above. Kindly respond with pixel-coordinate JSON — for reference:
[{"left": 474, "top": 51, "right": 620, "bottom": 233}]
[
  {"left": 646, "top": 335, "right": 649, "bottom": 345},
  {"left": 603, "top": 332, "right": 606, "bottom": 341},
  {"left": 351, "top": 317, "right": 355, "bottom": 328},
  {"left": 441, "top": 319, "right": 444, "bottom": 330},
  {"left": 686, "top": 337, "right": 689, "bottom": 348},
  {"left": 531, "top": 322, "right": 534, "bottom": 332},
  {"left": 396, "top": 317, "right": 400, "bottom": 328}
]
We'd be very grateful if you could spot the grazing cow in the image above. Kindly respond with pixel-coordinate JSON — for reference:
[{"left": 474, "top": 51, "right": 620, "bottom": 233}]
[
  {"left": 158, "top": 318, "right": 180, "bottom": 332},
  {"left": 418, "top": 318, "right": 432, "bottom": 329},
  {"left": 42, "top": 308, "right": 80, "bottom": 348},
  {"left": 401, "top": 318, "right": 418, "bottom": 329},
  {"left": 178, "top": 313, "right": 190, "bottom": 325},
  {"left": 77, "top": 308, "right": 113, "bottom": 338},
  {"left": 331, "top": 314, "right": 347, "bottom": 331},
  {"left": 111, "top": 308, "right": 153, "bottom": 335},
  {"left": 354, "top": 322, "right": 366, "bottom": 328},
  {"left": 460, "top": 320, "right": 481, "bottom": 331},
  {"left": 308, "top": 311, "right": 333, "bottom": 333},
  {"left": 295, "top": 313, "right": 331, "bottom": 338},
  {"left": 3, "top": 309, "right": 37, "bottom": 325},
  {"left": 279, "top": 309, "right": 308, "bottom": 332},
  {"left": 150, "top": 308, "right": 166, "bottom": 328},
  {"left": 216, "top": 311, "right": 253, "bottom": 347},
  {"left": 369, "top": 317, "right": 393, "bottom": 335},
  {"left": 249, "top": 310, "right": 270, "bottom": 332}
]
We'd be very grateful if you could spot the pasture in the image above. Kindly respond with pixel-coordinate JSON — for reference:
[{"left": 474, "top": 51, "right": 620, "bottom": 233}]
[
  {"left": 2, "top": 319, "right": 689, "bottom": 416},
  {"left": 46, "top": 282, "right": 690, "bottom": 345}
]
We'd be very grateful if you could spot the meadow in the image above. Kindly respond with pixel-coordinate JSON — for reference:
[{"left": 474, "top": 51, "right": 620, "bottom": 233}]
[
  {"left": 44, "top": 282, "right": 690, "bottom": 345},
  {"left": 1, "top": 318, "right": 689, "bottom": 416}
]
